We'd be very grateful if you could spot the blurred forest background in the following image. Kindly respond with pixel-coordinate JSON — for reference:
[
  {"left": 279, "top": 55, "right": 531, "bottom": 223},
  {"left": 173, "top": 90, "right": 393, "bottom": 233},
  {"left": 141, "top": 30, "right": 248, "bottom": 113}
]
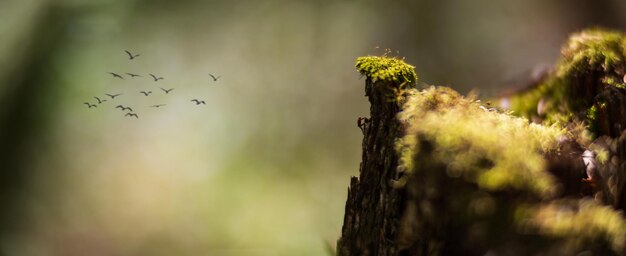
[{"left": 1, "top": 0, "right": 626, "bottom": 255}]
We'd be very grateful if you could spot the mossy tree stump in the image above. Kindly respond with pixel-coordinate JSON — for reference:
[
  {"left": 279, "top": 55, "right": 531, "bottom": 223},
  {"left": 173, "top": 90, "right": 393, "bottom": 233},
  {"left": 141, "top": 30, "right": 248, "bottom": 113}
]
[
  {"left": 337, "top": 57, "right": 418, "bottom": 255},
  {"left": 338, "top": 29, "right": 626, "bottom": 256}
]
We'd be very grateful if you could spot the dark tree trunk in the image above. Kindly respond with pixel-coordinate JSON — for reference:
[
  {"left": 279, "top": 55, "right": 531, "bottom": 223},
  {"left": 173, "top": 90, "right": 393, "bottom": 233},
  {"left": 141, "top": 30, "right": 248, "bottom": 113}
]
[
  {"left": 0, "top": 3, "right": 69, "bottom": 237},
  {"left": 336, "top": 77, "right": 407, "bottom": 255}
]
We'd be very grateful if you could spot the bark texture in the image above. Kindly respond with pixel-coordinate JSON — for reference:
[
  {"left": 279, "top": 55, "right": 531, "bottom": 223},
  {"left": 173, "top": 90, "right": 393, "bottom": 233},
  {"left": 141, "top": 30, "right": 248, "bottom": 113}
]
[{"left": 336, "top": 76, "right": 407, "bottom": 255}]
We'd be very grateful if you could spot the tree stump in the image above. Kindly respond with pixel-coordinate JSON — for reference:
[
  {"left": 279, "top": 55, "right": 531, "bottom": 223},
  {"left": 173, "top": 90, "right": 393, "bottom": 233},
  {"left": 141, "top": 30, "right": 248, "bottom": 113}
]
[
  {"left": 338, "top": 29, "right": 626, "bottom": 255},
  {"left": 337, "top": 56, "right": 418, "bottom": 256}
]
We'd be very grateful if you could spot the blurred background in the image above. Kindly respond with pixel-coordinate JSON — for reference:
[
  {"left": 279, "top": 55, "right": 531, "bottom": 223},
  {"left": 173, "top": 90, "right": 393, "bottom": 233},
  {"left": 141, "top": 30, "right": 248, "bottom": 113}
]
[{"left": 1, "top": 0, "right": 626, "bottom": 255}]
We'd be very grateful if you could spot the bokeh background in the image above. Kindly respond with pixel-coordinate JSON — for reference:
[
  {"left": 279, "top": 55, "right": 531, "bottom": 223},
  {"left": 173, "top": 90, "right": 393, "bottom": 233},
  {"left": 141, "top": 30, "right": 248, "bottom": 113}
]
[{"left": 1, "top": 0, "right": 626, "bottom": 255}]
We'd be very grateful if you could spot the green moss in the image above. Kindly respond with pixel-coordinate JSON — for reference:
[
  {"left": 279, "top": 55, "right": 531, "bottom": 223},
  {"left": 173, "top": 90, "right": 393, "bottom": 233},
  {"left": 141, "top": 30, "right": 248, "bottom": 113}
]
[
  {"left": 396, "top": 86, "right": 565, "bottom": 198},
  {"left": 558, "top": 28, "right": 626, "bottom": 77},
  {"left": 394, "top": 86, "right": 626, "bottom": 253},
  {"left": 508, "top": 28, "right": 626, "bottom": 129},
  {"left": 520, "top": 199, "right": 626, "bottom": 253},
  {"left": 602, "top": 76, "right": 626, "bottom": 90},
  {"left": 587, "top": 104, "right": 599, "bottom": 133},
  {"left": 383, "top": 53, "right": 626, "bottom": 252},
  {"left": 355, "top": 56, "right": 418, "bottom": 88}
]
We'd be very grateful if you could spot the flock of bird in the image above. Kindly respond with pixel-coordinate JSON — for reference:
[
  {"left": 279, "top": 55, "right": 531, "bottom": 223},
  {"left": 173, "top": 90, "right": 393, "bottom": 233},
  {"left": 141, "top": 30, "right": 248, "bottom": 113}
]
[{"left": 83, "top": 50, "right": 220, "bottom": 119}]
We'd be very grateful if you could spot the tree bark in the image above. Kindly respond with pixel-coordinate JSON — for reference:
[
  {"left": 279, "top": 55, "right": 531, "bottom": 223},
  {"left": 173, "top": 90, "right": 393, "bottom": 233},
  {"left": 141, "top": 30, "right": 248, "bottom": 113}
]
[{"left": 336, "top": 76, "right": 407, "bottom": 255}]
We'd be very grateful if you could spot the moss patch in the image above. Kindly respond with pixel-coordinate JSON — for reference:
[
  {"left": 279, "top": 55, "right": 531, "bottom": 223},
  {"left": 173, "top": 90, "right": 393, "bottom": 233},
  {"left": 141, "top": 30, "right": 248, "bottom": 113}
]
[
  {"left": 355, "top": 56, "right": 418, "bottom": 88},
  {"left": 396, "top": 86, "right": 565, "bottom": 198},
  {"left": 394, "top": 86, "right": 626, "bottom": 254},
  {"left": 520, "top": 199, "right": 626, "bottom": 253},
  {"left": 558, "top": 28, "right": 626, "bottom": 77},
  {"left": 508, "top": 28, "right": 626, "bottom": 131}
]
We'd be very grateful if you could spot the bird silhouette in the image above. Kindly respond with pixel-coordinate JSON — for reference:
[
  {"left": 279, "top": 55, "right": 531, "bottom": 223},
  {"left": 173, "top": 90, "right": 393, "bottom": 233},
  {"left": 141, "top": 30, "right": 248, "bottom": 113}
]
[
  {"left": 108, "top": 72, "right": 124, "bottom": 79},
  {"left": 126, "top": 73, "right": 142, "bottom": 78},
  {"left": 209, "top": 74, "right": 221, "bottom": 81},
  {"left": 115, "top": 105, "right": 133, "bottom": 112},
  {"left": 106, "top": 93, "right": 123, "bottom": 99},
  {"left": 139, "top": 91, "right": 152, "bottom": 96},
  {"left": 124, "top": 50, "right": 140, "bottom": 60},
  {"left": 83, "top": 102, "right": 97, "bottom": 108},
  {"left": 149, "top": 104, "right": 166, "bottom": 108},
  {"left": 191, "top": 99, "right": 206, "bottom": 105},
  {"left": 150, "top": 74, "right": 164, "bottom": 82},
  {"left": 125, "top": 112, "right": 139, "bottom": 118},
  {"left": 160, "top": 87, "right": 174, "bottom": 94},
  {"left": 94, "top": 96, "right": 107, "bottom": 104}
]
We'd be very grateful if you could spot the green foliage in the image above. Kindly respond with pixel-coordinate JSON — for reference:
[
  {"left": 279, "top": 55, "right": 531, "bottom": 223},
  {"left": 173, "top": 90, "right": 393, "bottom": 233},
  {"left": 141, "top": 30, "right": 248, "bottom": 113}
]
[
  {"left": 355, "top": 56, "right": 418, "bottom": 88},
  {"left": 396, "top": 86, "right": 564, "bottom": 198}
]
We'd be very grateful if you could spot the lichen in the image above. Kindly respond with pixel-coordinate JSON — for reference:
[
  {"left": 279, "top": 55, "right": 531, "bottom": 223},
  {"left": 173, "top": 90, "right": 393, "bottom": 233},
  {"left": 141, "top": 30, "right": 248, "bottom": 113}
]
[
  {"left": 396, "top": 86, "right": 565, "bottom": 198},
  {"left": 508, "top": 28, "right": 626, "bottom": 131},
  {"left": 355, "top": 56, "right": 418, "bottom": 88}
]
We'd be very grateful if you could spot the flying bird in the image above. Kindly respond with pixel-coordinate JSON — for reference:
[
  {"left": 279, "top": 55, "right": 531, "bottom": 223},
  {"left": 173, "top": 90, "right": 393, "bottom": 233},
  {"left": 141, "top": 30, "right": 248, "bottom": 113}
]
[
  {"left": 108, "top": 72, "right": 124, "bottom": 79},
  {"left": 160, "top": 87, "right": 174, "bottom": 94},
  {"left": 139, "top": 91, "right": 152, "bottom": 96},
  {"left": 115, "top": 105, "right": 133, "bottom": 112},
  {"left": 94, "top": 96, "right": 107, "bottom": 104},
  {"left": 209, "top": 74, "right": 221, "bottom": 81},
  {"left": 106, "top": 93, "right": 123, "bottom": 99},
  {"left": 126, "top": 73, "right": 142, "bottom": 78},
  {"left": 125, "top": 112, "right": 139, "bottom": 118},
  {"left": 150, "top": 74, "right": 164, "bottom": 82},
  {"left": 124, "top": 50, "right": 140, "bottom": 60},
  {"left": 83, "top": 102, "right": 97, "bottom": 108},
  {"left": 191, "top": 99, "right": 206, "bottom": 105},
  {"left": 149, "top": 104, "right": 166, "bottom": 108}
]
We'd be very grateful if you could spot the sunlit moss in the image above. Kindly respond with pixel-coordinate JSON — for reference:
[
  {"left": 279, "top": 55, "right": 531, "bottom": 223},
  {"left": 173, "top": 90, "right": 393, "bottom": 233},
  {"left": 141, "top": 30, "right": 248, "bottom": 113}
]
[
  {"left": 394, "top": 86, "right": 626, "bottom": 253},
  {"left": 355, "top": 56, "right": 418, "bottom": 88},
  {"left": 508, "top": 28, "right": 626, "bottom": 130},
  {"left": 587, "top": 104, "right": 599, "bottom": 133},
  {"left": 595, "top": 147, "right": 609, "bottom": 165},
  {"left": 521, "top": 199, "right": 626, "bottom": 253},
  {"left": 558, "top": 28, "right": 626, "bottom": 77},
  {"left": 396, "top": 86, "right": 565, "bottom": 198}
]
